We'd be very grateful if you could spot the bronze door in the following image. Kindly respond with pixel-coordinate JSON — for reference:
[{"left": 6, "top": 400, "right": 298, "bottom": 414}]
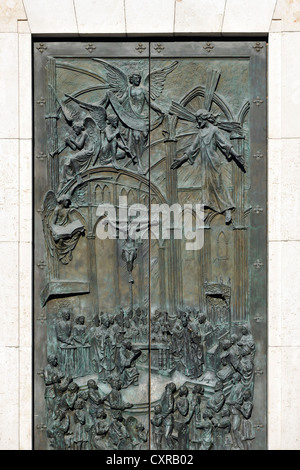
[{"left": 33, "top": 40, "right": 267, "bottom": 450}]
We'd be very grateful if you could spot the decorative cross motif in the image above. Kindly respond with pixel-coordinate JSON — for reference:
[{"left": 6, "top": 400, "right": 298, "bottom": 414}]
[
  {"left": 37, "top": 97, "right": 46, "bottom": 106},
  {"left": 254, "top": 314, "right": 263, "bottom": 323},
  {"left": 37, "top": 259, "right": 46, "bottom": 269},
  {"left": 85, "top": 43, "right": 96, "bottom": 53},
  {"left": 136, "top": 43, "right": 146, "bottom": 54},
  {"left": 253, "top": 151, "right": 264, "bottom": 160},
  {"left": 253, "top": 259, "right": 264, "bottom": 269},
  {"left": 37, "top": 369, "right": 45, "bottom": 378},
  {"left": 154, "top": 43, "right": 165, "bottom": 53},
  {"left": 36, "top": 424, "right": 47, "bottom": 431},
  {"left": 36, "top": 43, "right": 47, "bottom": 53},
  {"left": 203, "top": 42, "right": 214, "bottom": 52},
  {"left": 253, "top": 42, "right": 263, "bottom": 52},
  {"left": 253, "top": 205, "right": 263, "bottom": 214},
  {"left": 253, "top": 96, "right": 264, "bottom": 106},
  {"left": 36, "top": 152, "right": 47, "bottom": 160}
]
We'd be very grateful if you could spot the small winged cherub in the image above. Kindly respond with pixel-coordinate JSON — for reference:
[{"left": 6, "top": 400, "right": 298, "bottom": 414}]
[
  {"left": 41, "top": 191, "right": 85, "bottom": 265},
  {"left": 79, "top": 59, "right": 178, "bottom": 174}
]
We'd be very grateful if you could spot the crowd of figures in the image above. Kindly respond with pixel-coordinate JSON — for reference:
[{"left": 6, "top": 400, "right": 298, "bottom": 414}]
[
  {"left": 54, "top": 307, "right": 147, "bottom": 387},
  {"left": 151, "top": 308, "right": 214, "bottom": 379},
  {"left": 151, "top": 326, "right": 255, "bottom": 450},
  {"left": 54, "top": 305, "right": 254, "bottom": 387},
  {"left": 54, "top": 305, "right": 213, "bottom": 384},
  {"left": 45, "top": 304, "right": 256, "bottom": 450}
]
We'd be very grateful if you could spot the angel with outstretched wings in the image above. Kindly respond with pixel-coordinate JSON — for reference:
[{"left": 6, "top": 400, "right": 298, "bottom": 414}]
[
  {"left": 41, "top": 191, "right": 85, "bottom": 265},
  {"left": 92, "top": 59, "right": 178, "bottom": 174},
  {"left": 65, "top": 95, "right": 138, "bottom": 169}
]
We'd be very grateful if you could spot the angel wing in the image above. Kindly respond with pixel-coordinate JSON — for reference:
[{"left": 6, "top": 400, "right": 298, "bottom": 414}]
[
  {"left": 216, "top": 120, "right": 243, "bottom": 135},
  {"left": 144, "top": 61, "right": 178, "bottom": 100},
  {"left": 93, "top": 59, "right": 129, "bottom": 99},
  {"left": 65, "top": 93, "right": 107, "bottom": 131},
  {"left": 170, "top": 101, "right": 243, "bottom": 135},
  {"left": 41, "top": 190, "right": 57, "bottom": 258},
  {"left": 84, "top": 115, "right": 98, "bottom": 135},
  {"left": 49, "top": 85, "right": 82, "bottom": 125}
]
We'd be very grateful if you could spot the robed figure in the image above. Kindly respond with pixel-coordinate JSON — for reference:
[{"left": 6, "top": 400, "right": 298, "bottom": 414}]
[{"left": 171, "top": 108, "right": 245, "bottom": 224}]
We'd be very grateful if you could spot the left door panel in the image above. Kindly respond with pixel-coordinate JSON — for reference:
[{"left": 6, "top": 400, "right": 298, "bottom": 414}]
[{"left": 33, "top": 41, "right": 151, "bottom": 450}]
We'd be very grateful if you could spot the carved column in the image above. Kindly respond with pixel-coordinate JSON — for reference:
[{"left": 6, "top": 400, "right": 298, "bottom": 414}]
[
  {"left": 88, "top": 180, "right": 99, "bottom": 310},
  {"left": 137, "top": 239, "right": 145, "bottom": 307},
  {"left": 232, "top": 136, "right": 248, "bottom": 322},
  {"left": 163, "top": 115, "right": 183, "bottom": 311},
  {"left": 46, "top": 57, "right": 59, "bottom": 279},
  {"left": 114, "top": 184, "right": 120, "bottom": 310},
  {"left": 46, "top": 57, "right": 59, "bottom": 192},
  {"left": 198, "top": 241, "right": 205, "bottom": 308},
  {"left": 203, "top": 226, "right": 212, "bottom": 286},
  {"left": 158, "top": 242, "right": 166, "bottom": 311}
]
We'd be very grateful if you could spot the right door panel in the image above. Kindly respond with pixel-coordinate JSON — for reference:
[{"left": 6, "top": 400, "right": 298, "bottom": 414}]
[{"left": 148, "top": 41, "right": 267, "bottom": 451}]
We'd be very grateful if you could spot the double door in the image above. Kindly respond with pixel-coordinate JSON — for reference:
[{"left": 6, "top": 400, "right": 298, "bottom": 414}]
[{"left": 33, "top": 40, "right": 267, "bottom": 450}]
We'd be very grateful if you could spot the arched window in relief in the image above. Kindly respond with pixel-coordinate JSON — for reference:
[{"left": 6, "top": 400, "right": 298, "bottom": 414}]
[{"left": 217, "top": 231, "right": 229, "bottom": 260}]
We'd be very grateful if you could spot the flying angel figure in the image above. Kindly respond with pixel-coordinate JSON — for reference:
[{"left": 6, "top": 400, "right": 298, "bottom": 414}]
[
  {"left": 92, "top": 59, "right": 178, "bottom": 174},
  {"left": 169, "top": 102, "right": 245, "bottom": 225},
  {"left": 65, "top": 94, "right": 137, "bottom": 169}
]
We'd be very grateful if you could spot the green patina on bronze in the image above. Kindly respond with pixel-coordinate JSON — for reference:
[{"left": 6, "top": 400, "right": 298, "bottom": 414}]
[{"left": 33, "top": 40, "right": 267, "bottom": 450}]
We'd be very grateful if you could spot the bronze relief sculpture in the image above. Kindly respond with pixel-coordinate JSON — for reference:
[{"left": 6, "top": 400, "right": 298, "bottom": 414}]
[{"left": 34, "top": 41, "right": 267, "bottom": 450}]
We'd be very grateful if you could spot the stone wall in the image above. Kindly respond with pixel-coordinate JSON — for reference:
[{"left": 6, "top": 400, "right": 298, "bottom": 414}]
[{"left": 0, "top": 0, "right": 299, "bottom": 450}]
